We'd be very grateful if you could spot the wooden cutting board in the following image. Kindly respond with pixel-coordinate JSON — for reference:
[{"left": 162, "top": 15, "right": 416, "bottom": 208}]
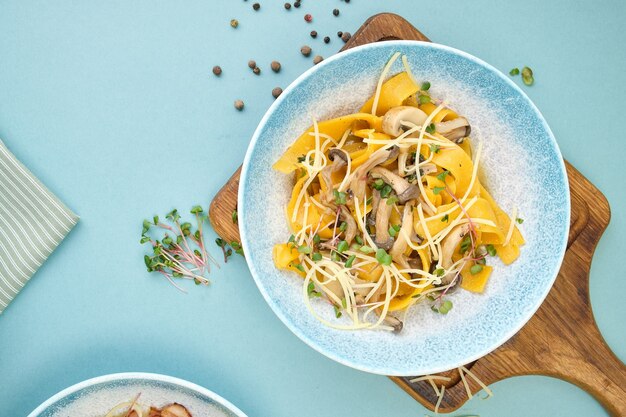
[{"left": 208, "top": 13, "right": 625, "bottom": 416}]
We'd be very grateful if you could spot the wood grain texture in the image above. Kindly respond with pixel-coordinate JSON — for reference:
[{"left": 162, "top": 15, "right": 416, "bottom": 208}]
[{"left": 208, "top": 13, "right": 625, "bottom": 416}]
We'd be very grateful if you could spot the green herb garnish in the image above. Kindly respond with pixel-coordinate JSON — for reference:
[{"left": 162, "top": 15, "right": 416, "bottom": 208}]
[
  {"left": 231, "top": 209, "right": 238, "bottom": 224},
  {"left": 359, "top": 245, "right": 374, "bottom": 254},
  {"left": 388, "top": 224, "right": 401, "bottom": 237},
  {"left": 355, "top": 235, "right": 364, "bottom": 245},
  {"left": 433, "top": 186, "right": 445, "bottom": 195},
  {"left": 516, "top": 217, "right": 524, "bottom": 224},
  {"left": 421, "top": 81, "right": 431, "bottom": 91},
  {"left": 307, "top": 281, "right": 321, "bottom": 297},
  {"left": 375, "top": 248, "right": 392, "bottom": 266},
  {"left": 521, "top": 66, "right": 534, "bottom": 86},
  {"left": 334, "top": 305, "right": 342, "bottom": 318},
  {"left": 441, "top": 214, "right": 449, "bottom": 223},
  {"left": 434, "top": 268, "right": 445, "bottom": 277},
  {"left": 486, "top": 244, "right": 497, "bottom": 256},
  {"left": 386, "top": 195, "right": 399, "bottom": 205},
  {"left": 334, "top": 189, "right": 347, "bottom": 205},
  {"left": 460, "top": 234, "right": 472, "bottom": 254},
  {"left": 432, "top": 299, "right": 453, "bottom": 314},
  {"left": 380, "top": 184, "right": 393, "bottom": 199},
  {"left": 470, "top": 264, "right": 483, "bottom": 275},
  {"left": 372, "top": 178, "right": 385, "bottom": 190},
  {"left": 429, "top": 143, "right": 440, "bottom": 154},
  {"left": 419, "top": 94, "right": 431, "bottom": 105},
  {"left": 436, "top": 170, "right": 449, "bottom": 182},
  {"left": 297, "top": 245, "right": 311, "bottom": 254},
  {"left": 426, "top": 123, "right": 436, "bottom": 135},
  {"left": 509, "top": 67, "right": 520, "bottom": 76},
  {"left": 337, "top": 240, "right": 349, "bottom": 254},
  {"left": 311, "top": 252, "right": 322, "bottom": 262},
  {"left": 345, "top": 254, "right": 356, "bottom": 268}
]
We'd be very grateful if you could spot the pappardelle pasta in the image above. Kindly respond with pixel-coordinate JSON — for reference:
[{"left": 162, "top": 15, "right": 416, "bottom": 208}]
[{"left": 272, "top": 52, "right": 524, "bottom": 332}]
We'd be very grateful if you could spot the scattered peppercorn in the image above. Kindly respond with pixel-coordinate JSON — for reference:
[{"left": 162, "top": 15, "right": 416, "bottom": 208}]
[
  {"left": 248, "top": 60, "right": 256, "bottom": 69},
  {"left": 337, "top": 31, "right": 343, "bottom": 37},
  {"left": 341, "top": 32, "right": 351, "bottom": 42},
  {"left": 323, "top": 36, "right": 330, "bottom": 44},
  {"left": 313, "top": 55, "right": 323, "bottom": 65},
  {"left": 300, "top": 45, "right": 312, "bottom": 57},
  {"left": 252, "top": 2, "right": 260, "bottom": 10},
  {"left": 212, "top": 66, "right": 222, "bottom": 76},
  {"left": 294, "top": 0, "right": 301, "bottom": 7},
  {"left": 284, "top": 2, "right": 291, "bottom": 9},
  {"left": 271, "top": 61, "right": 281, "bottom": 72},
  {"left": 344, "top": 0, "right": 350, "bottom": 3},
  {"left": 234, "top": 100, "right": 244, "bottom": 111},
  {"left": 253, "top": 67, "right": 261, "bottom": 75},
  {"left": 310, "top": 30, "right": 317, "bottom": 38},
  {"left": 230, "top": 19, "right": 239, "bottom": 28},
  {"left": 333, "top": 8, "right": 340, "bottom": 16},
  {"left": 272, "top": 87, "right": 283, "bottom": 98},
  {"left": 304, "top": 13, "right": 312, "bottom": 22}
]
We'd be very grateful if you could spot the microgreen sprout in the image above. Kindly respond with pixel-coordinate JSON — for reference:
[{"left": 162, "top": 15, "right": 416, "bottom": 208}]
[
  {"left": 426, "top": 124, "right": 436, "bottom": 135},
  {"left": 231, "top": 209, "right": 238, "bottom": 224},
  {"left": 421, "top": 81, "right": 431, "bottom": 91},
  {"left": 429, "top": 143, "right": 440, "bottom": 153},
  {"left": 141, "top": 205, "right": 219, "bottom": 292},
  {"left": 431, "top": 299, "right": 453, "bottom": 314}
]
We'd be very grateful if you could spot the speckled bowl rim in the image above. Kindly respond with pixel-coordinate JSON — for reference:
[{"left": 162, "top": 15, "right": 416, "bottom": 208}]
[
  {"left": 27, "top": 372, "right": 248, "bottom": 417},
  {"left": 239, "top": 40, "right": 570, "bottom": 375}
]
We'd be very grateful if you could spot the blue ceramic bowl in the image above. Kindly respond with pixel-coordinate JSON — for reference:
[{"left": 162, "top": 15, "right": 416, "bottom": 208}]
[
  {"left": 239, "top": 41, "right": 569, "bottom": 376},
  {"left": 28, "top": 372, "right": 247, "bottom": 417}
]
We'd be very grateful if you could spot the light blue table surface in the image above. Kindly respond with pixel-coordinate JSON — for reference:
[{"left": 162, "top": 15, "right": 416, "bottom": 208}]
[{"left": 0, "top": 1, "right": 624, "bottom": 416}]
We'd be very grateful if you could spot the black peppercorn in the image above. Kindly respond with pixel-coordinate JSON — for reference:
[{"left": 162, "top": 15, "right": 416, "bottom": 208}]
[
  {"left": 310, "top": 30, "right": 317, "bottom": 38},
  {"left": 313, "top": 55, "right": 323, "bottom": 65},
  {"left": 252, "top": 3, "right": 260, "bottom": 10},
  {"left": 253, "top": 67, "right": 261, "bottom": 75},
  {"left": 212, "top": 66, "right": 222, "bottom": 76},
  {"left": 337, "top": 31, "right": 343, "bottom": 37},
  {"left": 284, "top": 2, "right": 291, "bottom": 9},
  {"left": 341, "top": 32, "right": 351, "bottom": 42},
  {"left": 333, "top": 8, "right": 339, "bottom": 16},
  {"left": 248, "top": 60, "right": 257, "bottom": 69},
  {"left": 271, "top": 61, "right": 281, "bottom": 72},
  {"left": 294, "top": 1, "right": 300, "bottom": 8},
  {"left": 323, "top": 36, "right": 330, "bottom": 44},
  {"left": 234, "top": 100, "right": 244, "bottom": 111}
]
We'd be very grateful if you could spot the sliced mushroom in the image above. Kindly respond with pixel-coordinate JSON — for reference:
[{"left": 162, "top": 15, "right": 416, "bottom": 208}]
[
  {"left": 319, "top": 148, "right": 349, "bottom": 204},
  {"left": 339, "top": 205, "right": 357, "bottom": 244},
  {"left": 440, "top": 224, "right": 471, "bottom": 284},
  {"left": 369, "top": 167, "right": 420, "bottom": 204},
  {"left": 435, "top": 117, "right": 471, "bottom": 143},
  {"left": 160, "top": 403, "right": 192, "bottom": 417},
  {"left": 383, "top": 314, "right": 403, "bottom": 333},
  {"left": 420, "top": 163, "right": 437, "bottom": 176},
  {"left": 382, "top": 106, "right": 429, "bottom": 137},
  {"left": 373, "top": 197, "right": 395, "bottom": 250},
  {"left": 389, "top": 201, "right": 415, "bottom": 268},
  {"left": 348, "top": 146, "right": 399, "bottom": 202},
  {"left": 367, "top": 189, "right": 381, "bottom": 226}
]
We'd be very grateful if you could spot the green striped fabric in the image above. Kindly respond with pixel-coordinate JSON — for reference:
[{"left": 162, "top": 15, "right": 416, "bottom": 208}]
[{"left": 0, "top": 140, "right": 78, "bottom": 314}]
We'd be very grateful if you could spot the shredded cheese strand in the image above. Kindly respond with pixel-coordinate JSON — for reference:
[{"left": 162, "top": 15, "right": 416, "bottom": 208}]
[{"left": 371, "top": 52, "right": 401, "bottom": 116}]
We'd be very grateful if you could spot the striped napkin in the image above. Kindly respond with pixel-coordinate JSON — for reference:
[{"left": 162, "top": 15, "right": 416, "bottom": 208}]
[{"left": 0, "top": 140, "right": 78, "bottom": 314}]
